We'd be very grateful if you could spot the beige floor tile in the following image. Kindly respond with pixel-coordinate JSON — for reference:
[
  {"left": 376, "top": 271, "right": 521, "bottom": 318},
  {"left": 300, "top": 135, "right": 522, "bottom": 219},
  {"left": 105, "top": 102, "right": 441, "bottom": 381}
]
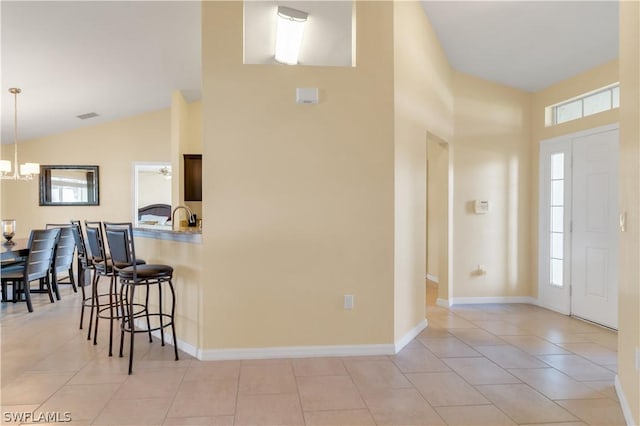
[
  {"left": 67, "top": 357, "right": 130, "bottom": 385},
  {"left": 167, "top": 379, "right": 237, "bottom": 418},
  {"left": 406, "top": 372, "right": 489, "bottom": 406},
  {"left": 93, "top": 397, "right": 171, "bottom": 425},
  {"left": 238, "top": 363, "right": 297, "bottom": 395},
  {"left": 474, "top": 345, "right": 549, "bottom": 369},
  {"left": 36, "top": 383, "right": 120, "bottom": 421},
  {"left": 417, "top": 327, "right": 452, "bottom": 338},
  {"left": 417, "top": 336, "right": 481, "bottom": 358},
  {"left": 476, "top": 384, "right": 577, "bottom": 424},
  {"left": 435, "top": 404, "right": 516, "bottom": 425},
  {"left": 163, "top": 416, "right": 234, "bottom": 425},
  {"left": 471, "top": 320, "right": 531, "bottom": 336},
  {"left": 235, "top": 393, "right": 304, "bottom": 426},
  {"left": 113, "top": 367, "right": 186, "bottom": 400},
  {"left": 296, "top": 375, "right": 365, "bottom": 411},
  {"left": 292, "top": 357, "right": 347, "bottom": 376},
  {"left": 391, "top": 348, "right": 450, "bottom": 373},
  {"left": 556, "top": 398, "right": 627, "bottom": 426},
  {"left": 442, "top": 357, "right": 520, "bottom": 385},
  {"left": 1, "top": 371, "right": 75, "bottom": 406},
  {"left": 500, "top": 335, "right": 570, "bottom": 355},
  {"left": 362, "top": 388, "right": 445, "bottom": 425},
  {"left": 449, "top": 329, "right": 506, "bottom": 346},
  {"left": 304, "top": 409, "right": 375, "bottom": 425},
  {"left": 344, "top": 359, "right": 412, "bottom": 393},
  {"left": 183, "top": 360, "right": 241, "bottom": 382},
  {"left": 536, "top": 330, "right": 595, "bottom": 344},
  {"left": 519, "top": 423, "right": 587, "bottom": 426},
  {"left": 507, "top": 368, "right": 604, "bottom": 400},
  {"left": 427, "top": 314, "right": 477, "bottom": 329},
  {"left": 582, "top": 380, "right": 619, "bottom": 401},
  {"left": 558, "top": 342, "right": 618, "bottom": 365},
  {"left": 537, "top": 355, "right": 616, "bottom": 381},
  {"left": 575, "top": 331, "right": 618, "bottom": 351}
]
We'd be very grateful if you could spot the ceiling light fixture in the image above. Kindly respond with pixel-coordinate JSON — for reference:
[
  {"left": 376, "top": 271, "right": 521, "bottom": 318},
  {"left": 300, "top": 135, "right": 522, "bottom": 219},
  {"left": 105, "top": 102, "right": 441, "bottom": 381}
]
[
  {"left": 159, "top": 166, "right": 172, "bottom": 180},
  {"left": 275, "top": 6, "right": 308, "bottom": 65},
  {"left": 0, "top": 88, "right": 40, "bottom": 181}
]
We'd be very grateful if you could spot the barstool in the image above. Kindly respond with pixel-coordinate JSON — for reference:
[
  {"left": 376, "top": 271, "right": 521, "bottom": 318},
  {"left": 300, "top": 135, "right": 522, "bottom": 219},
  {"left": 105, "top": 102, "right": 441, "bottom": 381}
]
[
  {"left": 71, "top": 220, "right": 96, "bottom": 331},
  {"left": 104, "top": 222, "right": 178, "bottom": 374}
]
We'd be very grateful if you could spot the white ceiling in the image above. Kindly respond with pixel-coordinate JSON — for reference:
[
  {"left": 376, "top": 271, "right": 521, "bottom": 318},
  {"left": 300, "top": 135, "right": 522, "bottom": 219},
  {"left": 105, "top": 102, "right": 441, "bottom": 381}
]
[
  {"left": 1, "top": 1, "right": 201, "bottom": 143},
  {"left": 1, "top": 1, "right": 619, "bottom": 144},
  {"left": 421, "top": 1, "right": 619, "bottom": 92}
]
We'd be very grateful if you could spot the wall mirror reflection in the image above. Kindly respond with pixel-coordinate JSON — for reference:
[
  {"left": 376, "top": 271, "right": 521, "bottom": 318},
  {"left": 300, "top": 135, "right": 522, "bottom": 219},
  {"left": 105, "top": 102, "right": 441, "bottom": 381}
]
[
  {"left": 39, "top": 165, "right": 100, "bottom": 206},
  {"left": 133, "top": 162, "right": 172, "bottom": 229}
]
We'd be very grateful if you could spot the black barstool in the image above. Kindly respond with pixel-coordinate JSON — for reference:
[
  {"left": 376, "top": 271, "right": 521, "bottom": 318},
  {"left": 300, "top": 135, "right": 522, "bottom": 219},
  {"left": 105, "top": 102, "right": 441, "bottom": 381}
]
[
  {"left": 71, "top": 220, "right": 96, "bottom": 331},
  {"left": 104, "top": 222, "right": 178, "bottom": 374}
]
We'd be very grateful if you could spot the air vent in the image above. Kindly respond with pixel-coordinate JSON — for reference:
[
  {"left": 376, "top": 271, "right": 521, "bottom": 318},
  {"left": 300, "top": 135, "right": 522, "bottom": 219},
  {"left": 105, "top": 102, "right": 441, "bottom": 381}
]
[{"left": 76, "top": 112, "right": 99, "bottom": 120}]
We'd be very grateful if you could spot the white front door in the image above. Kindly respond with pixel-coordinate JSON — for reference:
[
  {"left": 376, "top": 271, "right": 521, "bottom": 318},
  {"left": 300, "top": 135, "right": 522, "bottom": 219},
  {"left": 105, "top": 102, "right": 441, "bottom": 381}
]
[
  {"left": 571, "top": 130, "right": 619, "bottom": 329},
  {"left": 538, "top": 125, "right": 619, "bottom": 329}
]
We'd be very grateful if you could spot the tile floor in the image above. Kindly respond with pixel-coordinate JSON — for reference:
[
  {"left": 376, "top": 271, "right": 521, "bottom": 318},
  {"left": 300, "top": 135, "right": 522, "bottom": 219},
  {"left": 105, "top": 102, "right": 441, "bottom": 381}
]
[{"left": 1, "top": 285, "right": 626, "bottom": 425}]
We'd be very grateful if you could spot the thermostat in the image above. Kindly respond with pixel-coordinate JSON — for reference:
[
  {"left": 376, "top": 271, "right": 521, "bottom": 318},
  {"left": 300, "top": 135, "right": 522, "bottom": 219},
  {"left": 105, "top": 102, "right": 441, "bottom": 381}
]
[{"left": 474, "top": 200, "right": 490, "bottom": 214}]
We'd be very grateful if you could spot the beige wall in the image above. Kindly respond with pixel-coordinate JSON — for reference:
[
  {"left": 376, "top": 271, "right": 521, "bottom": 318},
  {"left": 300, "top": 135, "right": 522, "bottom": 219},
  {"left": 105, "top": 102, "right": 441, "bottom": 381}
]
[
  {"left": 1, "top": 109, "right": 171, "bottom": 235},
  {"left": 618, "top": 1, "right": 640, "bottom": 422},
  {"left": 452, "top": 72, "right": 532, "bottom": 298},
  {"left": 393, "top": 0, "right": 454, "bottom": 336},
  {"left": 426, "top": 135, "right": 449, "bottom": 289},
  {"left": 201, "top": 1, "right": 396, "bottom": 348}
]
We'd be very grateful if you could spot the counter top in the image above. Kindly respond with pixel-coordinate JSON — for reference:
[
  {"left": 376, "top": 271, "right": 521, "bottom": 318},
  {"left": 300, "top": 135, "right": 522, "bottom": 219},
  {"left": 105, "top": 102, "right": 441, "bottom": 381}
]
[{"left": 133, "top": 227, "right": 202, "bottom": 243}]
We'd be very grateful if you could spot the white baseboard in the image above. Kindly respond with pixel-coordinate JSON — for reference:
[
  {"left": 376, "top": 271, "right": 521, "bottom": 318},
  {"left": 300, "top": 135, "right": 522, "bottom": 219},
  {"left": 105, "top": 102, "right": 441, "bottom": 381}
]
[
  {"left": 449, "top": 296, "right": 536, "bottom": 305},
  {"left": 394, "top": 319, "right": 428, "bottom": 353},
  {"left": 198, "top": 343, "right": 395, "bottom": 361},
  {"left": 615, "top": 375, "right": 637, "bottom": 426},
  {"left": 133, "top": 319, "right": 199, "bottom": 358},
  {"left": 436, "top": 298, "right": 450, "bottom": 308},
  {"left": 426, "top": 274, "right": 439, "bottom": 283}
]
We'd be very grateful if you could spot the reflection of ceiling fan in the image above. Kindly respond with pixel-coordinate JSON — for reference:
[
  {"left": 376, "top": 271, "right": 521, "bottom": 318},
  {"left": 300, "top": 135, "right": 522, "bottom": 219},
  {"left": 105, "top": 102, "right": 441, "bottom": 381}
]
[{"left": 159, "top": 166, "right": 172, "bottom": 179}]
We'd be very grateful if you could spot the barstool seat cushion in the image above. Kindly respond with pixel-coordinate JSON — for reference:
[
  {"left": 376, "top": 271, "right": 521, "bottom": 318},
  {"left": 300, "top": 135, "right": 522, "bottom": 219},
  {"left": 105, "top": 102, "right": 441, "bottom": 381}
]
[{"left": 117, "top": 264, "right": 173, "bottom": 279}]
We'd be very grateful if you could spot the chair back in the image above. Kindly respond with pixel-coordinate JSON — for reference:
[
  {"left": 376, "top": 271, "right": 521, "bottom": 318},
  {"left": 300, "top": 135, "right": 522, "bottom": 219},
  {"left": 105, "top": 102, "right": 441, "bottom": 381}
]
[
  {"left": 70, "top": 220, "right": 90, "bottom": 267},
  {"left": 45, "top": 224, "right": 76, "bottom": 274},
  {"left": 103, "top": 222, "right": 137, "bottom": 270},
  {"left": 84, "top": 221, "right": 109, "bottom": 269},
  {"left": 25, "top": 228, "right": 60, "bottom": 282}
]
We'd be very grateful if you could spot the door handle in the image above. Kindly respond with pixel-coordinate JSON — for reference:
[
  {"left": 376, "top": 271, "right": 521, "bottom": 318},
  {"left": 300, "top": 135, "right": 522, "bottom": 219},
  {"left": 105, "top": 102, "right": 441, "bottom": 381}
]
[{"left": 619, "top": 212, "right": 627, "bottom": 232}]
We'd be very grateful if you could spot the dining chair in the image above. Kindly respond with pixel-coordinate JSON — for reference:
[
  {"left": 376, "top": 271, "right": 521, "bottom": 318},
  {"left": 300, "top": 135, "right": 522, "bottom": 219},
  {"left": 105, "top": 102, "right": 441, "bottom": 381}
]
[
  {"left": 46, "top": 224, "right": 78, "bottom": 299},
  {"left": 0, "top": 228, "right": 60, "bottom": 312},
  {"left": 71, "top": 220, "right": 95, "bottom": 331},
  {"left": 84, "top": 221, "right": 146, "bottom": 356},
  {"left": 104, "top": 222, "right": 178, "bottom": 374}
]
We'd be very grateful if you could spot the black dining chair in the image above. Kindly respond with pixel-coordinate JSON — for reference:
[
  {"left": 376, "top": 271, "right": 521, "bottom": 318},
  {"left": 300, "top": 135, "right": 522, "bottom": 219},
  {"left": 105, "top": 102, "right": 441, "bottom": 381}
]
[
  {"left": 46, "top": 224, "right": 78, "bottom": 299},
  {"left": 104, "top": 222, "right": 178, "bottom": 374},
  {"left": 0, "top": 228, "right": 60, "bottom": 312},
  {"left": 71, "top": 220, "right": 95, "bottom": 331},
  {"left": 84, "top": 221, "right": 146, "bottom": 356}
]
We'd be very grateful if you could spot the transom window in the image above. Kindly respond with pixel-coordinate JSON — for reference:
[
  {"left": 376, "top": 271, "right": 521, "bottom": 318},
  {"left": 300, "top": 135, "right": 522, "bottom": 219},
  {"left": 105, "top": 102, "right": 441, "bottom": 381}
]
[{"left": 546, "top": 83, "right": 620, "bottom": 126}]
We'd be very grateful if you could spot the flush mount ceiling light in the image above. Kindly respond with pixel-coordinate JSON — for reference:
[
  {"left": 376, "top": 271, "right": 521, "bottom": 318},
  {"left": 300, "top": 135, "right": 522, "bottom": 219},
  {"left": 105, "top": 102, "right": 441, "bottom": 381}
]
[
  {"left": 275, "top": 6, "right": 308, "bottom": 65},
  {"left": 0, "top": 88, "right": 40, "bottom": 181}
]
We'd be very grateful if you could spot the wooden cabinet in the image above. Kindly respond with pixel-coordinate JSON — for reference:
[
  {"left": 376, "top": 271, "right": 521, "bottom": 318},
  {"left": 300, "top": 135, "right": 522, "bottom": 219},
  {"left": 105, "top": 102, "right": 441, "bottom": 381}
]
[{"left": 183, "top": 154, "right": 202, "bottom": 201}]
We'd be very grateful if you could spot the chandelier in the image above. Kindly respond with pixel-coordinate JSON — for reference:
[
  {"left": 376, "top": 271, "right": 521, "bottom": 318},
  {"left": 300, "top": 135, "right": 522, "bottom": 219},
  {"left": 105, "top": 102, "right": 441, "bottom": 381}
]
[{"left": 0, "top": 88, "right": 40, "bottom": 180}]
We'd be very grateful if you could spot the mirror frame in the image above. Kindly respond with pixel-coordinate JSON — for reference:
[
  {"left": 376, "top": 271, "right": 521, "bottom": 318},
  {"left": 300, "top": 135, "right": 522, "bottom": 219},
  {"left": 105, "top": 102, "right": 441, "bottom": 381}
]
[{"left": 39, "top": 165, "right": 100, "bottom": 206}]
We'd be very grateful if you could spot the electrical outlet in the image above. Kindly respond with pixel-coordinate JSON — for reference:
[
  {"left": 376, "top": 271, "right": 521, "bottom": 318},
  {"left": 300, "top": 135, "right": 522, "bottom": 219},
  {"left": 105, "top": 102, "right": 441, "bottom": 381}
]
[
  {"left": 344, "top": 294, "right": 354, "bottom": 310},
  {"left": 636, "top": 347, "right": 640, "bottom": 371}
]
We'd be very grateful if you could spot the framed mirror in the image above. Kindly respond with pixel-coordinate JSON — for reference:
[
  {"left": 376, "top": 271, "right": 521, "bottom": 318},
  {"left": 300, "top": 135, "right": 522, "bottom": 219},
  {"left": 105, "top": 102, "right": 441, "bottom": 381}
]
[{"left": 39, "top": 165, "right": 100, "bottom": 206}]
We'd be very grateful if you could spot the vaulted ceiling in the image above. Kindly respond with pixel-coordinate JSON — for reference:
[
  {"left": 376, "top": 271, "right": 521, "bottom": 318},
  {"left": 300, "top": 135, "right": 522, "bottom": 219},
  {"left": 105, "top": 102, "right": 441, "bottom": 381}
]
[{"left": 1, "top": 1, "right": 619, "bottom": 143}]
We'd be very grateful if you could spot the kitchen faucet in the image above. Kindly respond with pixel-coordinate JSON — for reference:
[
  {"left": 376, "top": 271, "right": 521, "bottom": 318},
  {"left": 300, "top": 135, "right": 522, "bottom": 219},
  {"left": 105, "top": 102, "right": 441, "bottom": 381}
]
[{"left": 172, "top": 206, "right": 195, "bottom": 231}]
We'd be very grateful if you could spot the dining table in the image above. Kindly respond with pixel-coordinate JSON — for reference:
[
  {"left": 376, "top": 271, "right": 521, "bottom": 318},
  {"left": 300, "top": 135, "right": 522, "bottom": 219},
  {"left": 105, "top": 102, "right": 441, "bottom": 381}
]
[{"left": 1, "top": 238, "right": 29, "bottom": 263}]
